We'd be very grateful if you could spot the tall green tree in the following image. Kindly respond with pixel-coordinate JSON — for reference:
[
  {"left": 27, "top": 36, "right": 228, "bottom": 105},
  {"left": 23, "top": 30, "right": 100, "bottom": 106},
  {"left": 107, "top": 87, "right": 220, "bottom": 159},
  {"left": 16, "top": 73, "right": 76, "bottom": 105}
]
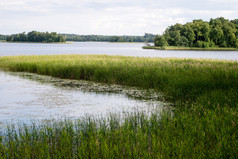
[
  {"left": 154, "top": 35, "right": 168, "bottom": 47},
  {"left": 155, "top": 17, "right": 238, "bottom": 48}
]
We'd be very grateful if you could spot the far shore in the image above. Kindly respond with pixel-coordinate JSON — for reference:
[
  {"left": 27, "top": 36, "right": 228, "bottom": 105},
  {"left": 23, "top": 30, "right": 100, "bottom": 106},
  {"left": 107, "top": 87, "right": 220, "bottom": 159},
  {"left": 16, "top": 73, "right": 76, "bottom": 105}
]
[
  {"left": 0, "top": 40, "right": 73, "bottom": 44},
  {"left": 0, "top": 41, "right": 147, "bottom": 44},
  {"left": 143, "top": 46, "right": 238, "bottom": 51}
]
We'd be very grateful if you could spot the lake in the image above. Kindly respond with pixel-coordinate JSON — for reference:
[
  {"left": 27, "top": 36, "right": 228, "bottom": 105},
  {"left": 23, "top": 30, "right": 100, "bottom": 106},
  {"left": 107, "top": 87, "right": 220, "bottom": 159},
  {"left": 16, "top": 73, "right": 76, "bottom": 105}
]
[
  {"left": 0, "top": 42, "right": 237, "bottom": 128},
  {"left": 0, "top": 42, "right": 238, "bottom": 60},
  {"left": 0, "top": 71, "right": 166, "bottom": 128}
]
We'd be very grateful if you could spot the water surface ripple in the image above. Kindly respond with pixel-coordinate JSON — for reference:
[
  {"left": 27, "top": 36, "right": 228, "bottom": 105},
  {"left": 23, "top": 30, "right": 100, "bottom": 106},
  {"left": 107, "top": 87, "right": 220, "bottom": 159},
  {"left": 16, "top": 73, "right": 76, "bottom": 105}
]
[{"left": 0, "top": 42, "right": 237, "bottom": 60}]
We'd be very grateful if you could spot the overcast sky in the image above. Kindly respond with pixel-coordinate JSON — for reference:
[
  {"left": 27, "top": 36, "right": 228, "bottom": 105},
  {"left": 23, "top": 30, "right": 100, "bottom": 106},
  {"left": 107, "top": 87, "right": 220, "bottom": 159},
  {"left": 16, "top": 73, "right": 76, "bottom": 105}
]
[{"left": 0, "top": 0, "right": 237, "bottom": 35}]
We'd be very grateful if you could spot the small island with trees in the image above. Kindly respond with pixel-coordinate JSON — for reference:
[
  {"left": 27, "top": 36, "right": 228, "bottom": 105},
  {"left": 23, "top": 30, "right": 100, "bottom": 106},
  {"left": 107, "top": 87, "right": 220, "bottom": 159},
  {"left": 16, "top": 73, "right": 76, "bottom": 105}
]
[
  {"left": 6, "top": 31, "right": 66, "bottom": 43},
  {"left": 143, "top": 17, "right": 238, "bottom": 51}
]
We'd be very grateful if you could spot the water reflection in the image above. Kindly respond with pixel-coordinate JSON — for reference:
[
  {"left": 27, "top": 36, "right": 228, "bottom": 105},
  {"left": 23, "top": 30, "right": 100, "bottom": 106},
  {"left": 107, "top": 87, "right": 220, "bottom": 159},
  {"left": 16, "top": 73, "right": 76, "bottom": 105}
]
[{"left": 0, "top": 71, "right": 167, "bottom": 127}]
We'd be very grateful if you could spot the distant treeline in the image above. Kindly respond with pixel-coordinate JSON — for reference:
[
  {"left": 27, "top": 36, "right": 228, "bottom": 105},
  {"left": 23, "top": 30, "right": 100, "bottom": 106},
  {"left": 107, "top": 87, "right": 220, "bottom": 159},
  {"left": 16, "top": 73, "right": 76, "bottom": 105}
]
[
  {"left": 62, "top": 33, "right": 156, "bottom": 42},
  {"left": 6, "top": 31, "right": 65, "bottom": 43},
  {"left": 0, "top": 34, "right": 8, "bottom": 40},
  {"left": 2, "top": 32, "right": 155, "bottom": 43},
  {"left": 155, "top": 17, "right": 238, "bottom": 48}
]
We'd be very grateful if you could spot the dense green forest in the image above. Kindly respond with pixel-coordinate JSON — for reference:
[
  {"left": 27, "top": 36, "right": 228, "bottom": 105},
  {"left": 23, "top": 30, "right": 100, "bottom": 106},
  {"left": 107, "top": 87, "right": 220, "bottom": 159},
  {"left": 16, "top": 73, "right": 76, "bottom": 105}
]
[
  {"left": 62, "top": 33, "right": 155, "bottom": 42},
  {"left": 154, "top": 17, "right": 238, "bottom": 48},
  {"left": 6, "top": 31, "right": 65, "bottom": 43}
]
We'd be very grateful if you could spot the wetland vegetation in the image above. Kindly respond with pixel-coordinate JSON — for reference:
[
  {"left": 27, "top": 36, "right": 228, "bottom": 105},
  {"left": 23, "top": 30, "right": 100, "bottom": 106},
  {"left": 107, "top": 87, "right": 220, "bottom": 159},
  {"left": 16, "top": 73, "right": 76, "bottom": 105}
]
[{"left": 0, "top": 55, "right": 237, "bottom": 158}]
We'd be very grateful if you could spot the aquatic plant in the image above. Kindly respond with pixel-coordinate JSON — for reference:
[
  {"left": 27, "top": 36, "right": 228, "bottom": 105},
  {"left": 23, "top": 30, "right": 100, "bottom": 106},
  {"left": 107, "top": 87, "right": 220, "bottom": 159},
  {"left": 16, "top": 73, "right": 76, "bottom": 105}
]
[
  {"left": 0, "top": 55, "right": 237, "bottom": 107},
  {"left": 0, "top": 55, "right": 237, "bottom": 158},
  {"left": 0, "top": 108, "right": 236, "bottom": 158}
]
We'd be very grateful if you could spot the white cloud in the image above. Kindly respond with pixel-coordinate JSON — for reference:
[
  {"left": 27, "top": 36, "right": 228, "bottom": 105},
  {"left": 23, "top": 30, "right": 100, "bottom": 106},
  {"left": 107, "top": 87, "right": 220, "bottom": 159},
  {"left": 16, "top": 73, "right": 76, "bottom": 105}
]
[
  {"left": 208, "top": 0, "right": 238, "bottom": 2},
  {"left": 0, "top": 0, "right": 237, "bottom": 35}
]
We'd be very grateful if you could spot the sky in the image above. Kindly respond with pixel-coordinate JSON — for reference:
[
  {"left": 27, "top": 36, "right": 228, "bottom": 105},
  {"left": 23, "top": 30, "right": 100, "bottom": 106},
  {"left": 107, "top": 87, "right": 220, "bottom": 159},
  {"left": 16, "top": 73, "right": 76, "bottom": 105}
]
[{"left": 0, "top": 0, "right": 238, "bottom": 35}]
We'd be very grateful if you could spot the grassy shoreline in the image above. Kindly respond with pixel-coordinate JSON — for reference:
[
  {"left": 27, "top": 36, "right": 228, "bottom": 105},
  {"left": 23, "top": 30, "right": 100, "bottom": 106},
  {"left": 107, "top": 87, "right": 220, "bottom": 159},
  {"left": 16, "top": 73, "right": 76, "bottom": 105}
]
[
  {"left": 0, "top": 55, "right": 237, "bottom": 158},
  {"left": 143, "top": 46, "right": 238, "bottom": 51}
]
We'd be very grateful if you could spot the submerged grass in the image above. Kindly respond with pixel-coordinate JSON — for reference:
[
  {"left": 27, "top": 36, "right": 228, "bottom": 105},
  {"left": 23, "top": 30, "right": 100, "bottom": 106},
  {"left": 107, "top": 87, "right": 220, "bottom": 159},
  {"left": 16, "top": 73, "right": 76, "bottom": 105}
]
[{"left": 0, "top": 55, "right": 237, "bottom": 158}]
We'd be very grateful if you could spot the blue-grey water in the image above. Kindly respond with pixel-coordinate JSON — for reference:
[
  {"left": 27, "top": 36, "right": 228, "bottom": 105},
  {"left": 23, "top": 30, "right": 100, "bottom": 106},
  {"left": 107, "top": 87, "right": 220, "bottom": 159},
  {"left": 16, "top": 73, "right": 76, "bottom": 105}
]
[
  {"left": 0, "top": 42, "right": 238, "bottom": 60},
  {"left": 0, "top": 71, "right": 165, "bottom": 128}
]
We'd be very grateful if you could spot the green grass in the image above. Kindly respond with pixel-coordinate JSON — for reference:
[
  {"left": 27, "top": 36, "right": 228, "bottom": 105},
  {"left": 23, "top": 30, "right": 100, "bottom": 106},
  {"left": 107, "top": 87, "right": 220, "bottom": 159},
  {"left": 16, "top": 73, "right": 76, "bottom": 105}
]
[
  {"left": 143, "top": 46, "right": 238, "bottom": 51},
  {"left": 0, "top": 55, "right": 237, "bottom": 106},
  {"left": 0, "top": 109, "right": 236, "bottom": 158},
  {"left": 0, "top": 55, "right": 237, "bottom": 158}
]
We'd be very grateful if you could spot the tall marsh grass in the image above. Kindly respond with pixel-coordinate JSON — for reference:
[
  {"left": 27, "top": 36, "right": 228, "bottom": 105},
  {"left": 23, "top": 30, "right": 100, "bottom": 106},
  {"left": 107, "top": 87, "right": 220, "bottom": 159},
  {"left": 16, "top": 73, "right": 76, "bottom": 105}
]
[
  {"left": 0, "top": 109, "right": 236, "bottom": 158},
  {"left": 0, "top": 55, "right": 237, "bottom": 158},
  {"left": 0, "top": 55, "right": 237, "bottom": 107}
]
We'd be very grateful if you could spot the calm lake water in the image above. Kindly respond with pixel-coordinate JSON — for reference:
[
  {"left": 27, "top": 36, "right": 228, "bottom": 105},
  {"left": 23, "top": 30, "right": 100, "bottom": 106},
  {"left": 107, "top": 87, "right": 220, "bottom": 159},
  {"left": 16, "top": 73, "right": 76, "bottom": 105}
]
[
  {"left": 0, "top": 42, "right": 238, "bottom": 60},
  {"left": 0, "top": 71, "right": 165, "bottom": 128}
]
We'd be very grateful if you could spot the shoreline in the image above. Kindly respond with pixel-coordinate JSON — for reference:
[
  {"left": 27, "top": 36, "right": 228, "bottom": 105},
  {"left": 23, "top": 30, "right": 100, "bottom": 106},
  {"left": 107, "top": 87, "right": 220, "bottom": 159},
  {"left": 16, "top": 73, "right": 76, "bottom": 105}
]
[
  {"left": 0, "top": 55, "right": 237, "bottom": 158},
  {"left": 0, "top": 41, "right": 146, "bottom": 44},
  {"left": 0, "top": 41, "right": 73, "bottom": 44},
  {"left": 143, "top": 46, "right": 238, "bottom": 51}
]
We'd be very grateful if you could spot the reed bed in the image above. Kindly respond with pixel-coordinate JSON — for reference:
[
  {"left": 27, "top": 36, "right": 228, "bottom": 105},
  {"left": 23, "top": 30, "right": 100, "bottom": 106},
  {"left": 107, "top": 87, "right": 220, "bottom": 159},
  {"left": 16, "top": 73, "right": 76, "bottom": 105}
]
[
  {"left": 0, "top": 108, "right": 236, "bottom": 158},
  {"left": 0, "top": 55, "right": 237, "bottom": 158},
  {"left": 0, "top": 55, "right": 237, "bottom": 107}
]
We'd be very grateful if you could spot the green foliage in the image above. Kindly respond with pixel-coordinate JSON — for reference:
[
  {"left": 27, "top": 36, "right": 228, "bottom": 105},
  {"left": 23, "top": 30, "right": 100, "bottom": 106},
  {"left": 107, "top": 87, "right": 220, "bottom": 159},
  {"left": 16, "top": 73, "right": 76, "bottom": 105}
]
[
  {"left": 0, "top": 55, "right": 237, "bottom": 107},
  {"left": 6, "top": 31, "right": 65, "bottom": 43},
  {"left": 62, "top": 33, "right": 156, "bottom": 42},
  {"left": 5, "top": 32, "right": 155, "bottom": 43},
  {"left": 154, "top": 35, "right": 168, "bottom": 47},
  {"left": 0, "top": 55, "right": 237, "bottom": 158},
  {"left": 0, "top": 34, "right": 8, "bottom": 41},
  {"left": 110, "top": 36, "right": 125, "bottom": 42},
  {"left": 194, "top": 40, "right": 210, "bottom": 48},
  {"left": 155, "top": 17, "right": 238, "bottom": 48},
  {"left": 143, "top": 46, "right": 238, "bottom": 51},
  {"left": 0, "top": 107, "right": 236, "bottom": 158}
]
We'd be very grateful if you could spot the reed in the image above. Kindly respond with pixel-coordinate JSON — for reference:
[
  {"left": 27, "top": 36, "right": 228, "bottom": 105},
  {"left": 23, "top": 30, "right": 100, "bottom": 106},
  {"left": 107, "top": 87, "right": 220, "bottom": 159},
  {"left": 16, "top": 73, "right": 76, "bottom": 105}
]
[
  {"left": 0, "top": 55, "right": 237, "bottom": 158},
  {"left": 0, "top": 55, "right": 237, "bottom": 107},
  {"left": 0, "top": 108, "right": 236, "bottom": 158}
]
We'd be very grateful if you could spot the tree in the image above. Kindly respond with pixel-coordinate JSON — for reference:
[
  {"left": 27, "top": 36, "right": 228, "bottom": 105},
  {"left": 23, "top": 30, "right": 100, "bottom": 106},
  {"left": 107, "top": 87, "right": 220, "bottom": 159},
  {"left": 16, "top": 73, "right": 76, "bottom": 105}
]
[
  {"left": 182, "top": 24, "right": 196, "bottom": 46},
  {"left": 154, "top": 35, "right": 168, "bottom": 47},
  {"left": 0, "top": 34, "right": 8, "bottom": 40},
  {"left": 7, "top": 31, "right": 66, "bottom": 43},
  {"left": 210, "top": 25, "right": 224, "bottom": 46},
  {"left": 155, "top": 17, "right": 238, "bottom": 48}
]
